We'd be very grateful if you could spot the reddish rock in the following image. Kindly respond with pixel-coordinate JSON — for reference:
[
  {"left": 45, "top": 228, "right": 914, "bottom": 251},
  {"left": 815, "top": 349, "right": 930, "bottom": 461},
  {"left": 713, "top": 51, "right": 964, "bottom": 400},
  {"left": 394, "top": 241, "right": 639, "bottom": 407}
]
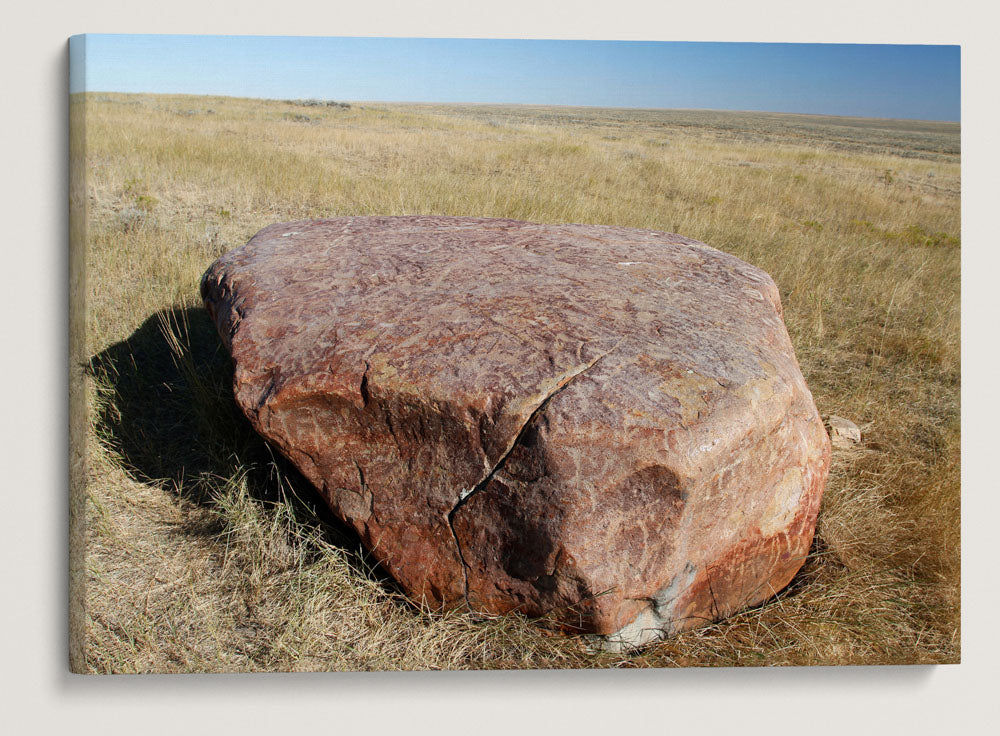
[{"left": 201, "top": 216, "right": 830, "bottom": 646}]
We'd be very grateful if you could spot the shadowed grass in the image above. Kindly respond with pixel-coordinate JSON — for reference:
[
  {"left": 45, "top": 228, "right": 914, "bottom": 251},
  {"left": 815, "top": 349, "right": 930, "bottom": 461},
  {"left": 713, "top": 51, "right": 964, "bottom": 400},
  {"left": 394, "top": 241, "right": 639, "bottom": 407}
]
[{"left": 80, "top": 93, "right": 959, "bottom": 671}]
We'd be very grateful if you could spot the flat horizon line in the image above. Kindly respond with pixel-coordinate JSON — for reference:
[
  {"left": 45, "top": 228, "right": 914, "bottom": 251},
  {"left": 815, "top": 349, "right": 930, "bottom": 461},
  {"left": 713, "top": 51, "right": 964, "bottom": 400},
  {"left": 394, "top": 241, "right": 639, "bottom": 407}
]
[{"left": 77, "top": 90, "right": 961, "bottom": 125}]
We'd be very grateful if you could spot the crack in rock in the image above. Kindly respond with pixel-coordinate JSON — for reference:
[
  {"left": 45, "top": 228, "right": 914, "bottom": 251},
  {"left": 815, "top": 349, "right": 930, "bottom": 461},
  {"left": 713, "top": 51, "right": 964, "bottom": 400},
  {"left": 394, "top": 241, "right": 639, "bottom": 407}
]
[
  {"left": 446, "top": 345, "right": 617, "bottom": 607},
  {"left": 359, "top": 360, "right": 371, "bottom": 409}
]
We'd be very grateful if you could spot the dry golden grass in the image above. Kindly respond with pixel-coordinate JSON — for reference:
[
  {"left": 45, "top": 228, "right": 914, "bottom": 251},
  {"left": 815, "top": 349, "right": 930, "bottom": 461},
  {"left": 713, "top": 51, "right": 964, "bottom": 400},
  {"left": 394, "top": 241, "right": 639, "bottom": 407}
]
[{"left": 74, "top": 92, "right": 960, "bottom": 672}]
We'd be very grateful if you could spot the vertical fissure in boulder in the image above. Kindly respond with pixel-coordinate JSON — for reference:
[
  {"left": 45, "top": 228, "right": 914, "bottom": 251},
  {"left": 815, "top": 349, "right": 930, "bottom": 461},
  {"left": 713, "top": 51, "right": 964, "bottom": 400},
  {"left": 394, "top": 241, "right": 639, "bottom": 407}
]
[
  {"left": 446, "top": 346, "right": 616, "bottom": 607},
  {"left": 359, "top": 360, "right": 371, "bottom": 408},
  {"left": 354, "top": 460, "right": 367, "bottom": 493}
]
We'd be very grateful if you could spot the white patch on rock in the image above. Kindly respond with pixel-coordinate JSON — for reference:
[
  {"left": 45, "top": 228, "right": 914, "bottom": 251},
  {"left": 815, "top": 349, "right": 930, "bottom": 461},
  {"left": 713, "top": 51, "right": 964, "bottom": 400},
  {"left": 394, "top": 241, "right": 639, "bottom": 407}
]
[
  {"left": 697, "top": 438, "right": 721, "bottom": 454},
  {"left": 594, "top": 563, "right": 700, "bottom": 652},
  {"left": 759, "top": 467, "right": 804, "bottom": 537}
]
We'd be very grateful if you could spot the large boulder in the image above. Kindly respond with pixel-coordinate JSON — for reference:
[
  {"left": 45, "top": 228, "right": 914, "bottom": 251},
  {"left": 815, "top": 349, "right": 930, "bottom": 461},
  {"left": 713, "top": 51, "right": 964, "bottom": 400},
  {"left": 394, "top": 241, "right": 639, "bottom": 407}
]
[{"left": 201, "top": 215, "right": 830, "bottom": 646}]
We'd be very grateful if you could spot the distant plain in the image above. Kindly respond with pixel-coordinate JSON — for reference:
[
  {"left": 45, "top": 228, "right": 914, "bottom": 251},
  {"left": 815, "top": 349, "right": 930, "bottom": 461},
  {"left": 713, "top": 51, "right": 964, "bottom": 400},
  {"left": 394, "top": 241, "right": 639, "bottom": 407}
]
[{"left": 75, "top": 93, "right": 960, "bottom": 671}]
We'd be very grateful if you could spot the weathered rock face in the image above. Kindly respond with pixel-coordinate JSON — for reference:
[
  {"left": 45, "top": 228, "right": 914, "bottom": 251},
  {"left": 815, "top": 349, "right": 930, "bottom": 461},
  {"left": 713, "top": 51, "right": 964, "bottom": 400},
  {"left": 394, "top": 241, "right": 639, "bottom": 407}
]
[{"left": 201, "top": 216, "right": 830, "bottom": 645}]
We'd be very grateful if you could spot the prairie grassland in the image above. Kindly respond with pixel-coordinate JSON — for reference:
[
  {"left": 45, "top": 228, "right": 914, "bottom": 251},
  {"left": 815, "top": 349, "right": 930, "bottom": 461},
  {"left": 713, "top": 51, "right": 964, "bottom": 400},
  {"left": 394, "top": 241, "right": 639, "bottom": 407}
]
[{"left": 74, "top": 93, "right": 960, "bottom": 672}]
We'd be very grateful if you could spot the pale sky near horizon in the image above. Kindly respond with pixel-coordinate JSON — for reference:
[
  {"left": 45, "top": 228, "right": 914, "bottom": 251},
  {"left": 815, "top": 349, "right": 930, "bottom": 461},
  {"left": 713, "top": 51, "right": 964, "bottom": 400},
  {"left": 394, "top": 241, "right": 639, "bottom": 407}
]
[{"left": 69, "top": 35, "right": 961, "bottom": 122}]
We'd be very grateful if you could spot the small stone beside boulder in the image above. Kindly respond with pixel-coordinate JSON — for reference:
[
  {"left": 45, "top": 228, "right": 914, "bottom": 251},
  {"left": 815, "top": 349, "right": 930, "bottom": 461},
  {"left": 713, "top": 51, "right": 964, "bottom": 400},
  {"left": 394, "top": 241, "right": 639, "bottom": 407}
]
[
  {"left": 824, "top": 415, "right": 862, "bottom": 448},
  {"left": 201, "top": 216, "right": 831, "bottom": 646}
]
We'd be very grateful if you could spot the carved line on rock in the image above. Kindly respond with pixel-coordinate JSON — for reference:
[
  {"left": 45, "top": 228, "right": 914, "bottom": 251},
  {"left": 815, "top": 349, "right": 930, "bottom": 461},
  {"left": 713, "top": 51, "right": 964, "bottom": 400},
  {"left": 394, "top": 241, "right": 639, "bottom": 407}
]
[{"left": 446, "top": 342, "right": 620, "bottom": 608}]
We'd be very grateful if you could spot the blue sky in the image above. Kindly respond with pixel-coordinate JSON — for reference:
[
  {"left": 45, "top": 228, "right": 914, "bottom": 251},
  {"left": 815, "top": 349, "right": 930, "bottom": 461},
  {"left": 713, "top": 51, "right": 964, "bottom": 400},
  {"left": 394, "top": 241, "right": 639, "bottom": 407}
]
[{"left": 70, "top": 35, "right": 960, "bottom": 121}]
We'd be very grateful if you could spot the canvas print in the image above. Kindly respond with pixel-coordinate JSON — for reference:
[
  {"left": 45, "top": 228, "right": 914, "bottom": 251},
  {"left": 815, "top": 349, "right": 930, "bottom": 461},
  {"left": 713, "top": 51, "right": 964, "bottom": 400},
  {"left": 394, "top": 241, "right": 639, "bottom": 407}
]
[{"left": 68, "top": 35, "right": 960, "bottom": 673}]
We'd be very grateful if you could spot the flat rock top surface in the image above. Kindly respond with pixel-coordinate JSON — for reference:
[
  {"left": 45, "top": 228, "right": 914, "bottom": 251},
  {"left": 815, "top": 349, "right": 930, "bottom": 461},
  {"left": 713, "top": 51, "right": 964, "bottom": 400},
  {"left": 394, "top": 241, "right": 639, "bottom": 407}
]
[{"left": 207, "top": 216, "right": 798, "bottom": 462}]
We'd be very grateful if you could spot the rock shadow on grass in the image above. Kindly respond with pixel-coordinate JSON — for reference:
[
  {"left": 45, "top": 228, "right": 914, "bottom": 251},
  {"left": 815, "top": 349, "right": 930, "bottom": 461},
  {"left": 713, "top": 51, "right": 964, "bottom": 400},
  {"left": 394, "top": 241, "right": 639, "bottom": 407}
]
[{"left": 87, "top": 306, "right": 387, "bottom": 577}]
